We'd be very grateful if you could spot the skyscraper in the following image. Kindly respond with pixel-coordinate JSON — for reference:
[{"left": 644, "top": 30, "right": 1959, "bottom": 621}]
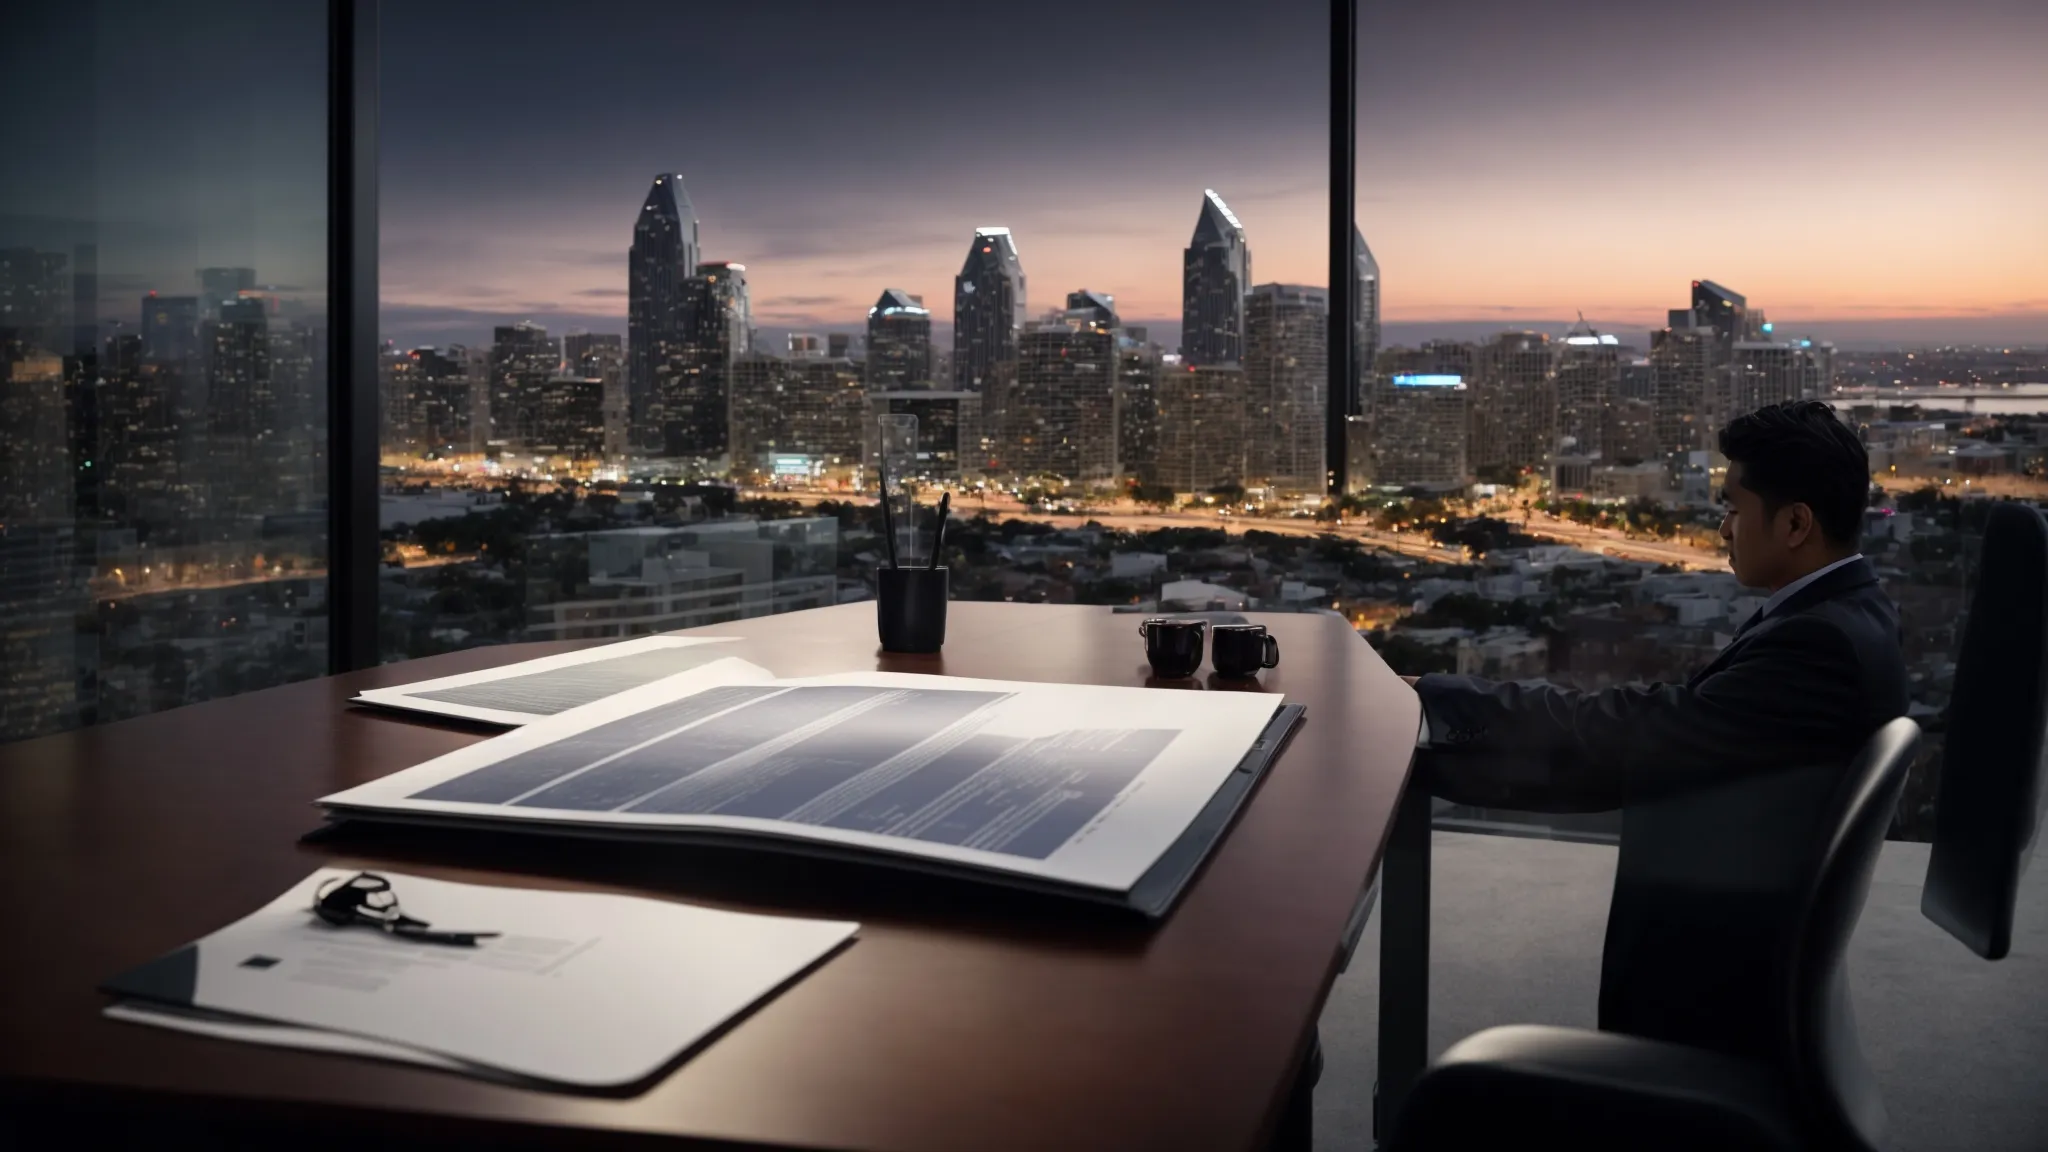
[
  {"left": 139, "top": 294, "right": 201, "bottom": 365},
  {"left": 1468, "top": 332, "right": 1553, "bottom": 481},
  {"left": 1729, "top": 338, "right": 1833, "bottom": 416},
  {"left": 565, "top": 333, "right": 625, "bottom": 460},
  {"left": 202, "top": 297, "right": 274, "bottom": 512},
  {"left": 488, "top": 321, "right": 559, "bottom": 449},
  {"left": 1181, "top": 189, "right": 1250, "bottom": 365},
  {"left": 1369, "top": 344, "right": 1473, "bottom": 489},
  {"left": 1692, "top": 280, "right": 1748, "bottom": 343},
  {"left": 864, "top": 289, "right": 933, "bottom": 391},
  {"left": 1002, "top": 293, "right": 1120, "bottom": 485},
  {"left": 1117, "top": 336, "right": 1163, "bottom": 488},
  {"left": 1244, "top": 283, "right": 1328, "bottom": 492},
  {"left": 1354, "top": 225, "right": 1381, "bottom": 412},
  {"left": 664, "top": 261, "right": 748, "bottom": 460},
  {"left": 627, "top": 173, "right": 699, "bottom": 455},
  {"left": 1554, "top": 320, "right": 1624, "bottom": 463},
  {"left": 1156, "top": 361, "right": 1248, "bottom": 494},
  {"left": 198, "top": 267, "right": 255, "bottom": 320},
  {"left": 1650, "top": 311, "right": 1718, "bottom": 456},
  {"left": 952, "top": 226, "right": 1025, "bottom": 392}
]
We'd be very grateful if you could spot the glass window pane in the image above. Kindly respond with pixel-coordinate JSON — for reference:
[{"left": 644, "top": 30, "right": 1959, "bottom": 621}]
[
  {"left": 1357, "top": 0, "right": 2048, "bottom": 843},
  {"left": 377, "top": 2, "right": 1326, "bottom": 656},
  {"left": 1, "top": 0, "right": 330, "bottom": 742}
]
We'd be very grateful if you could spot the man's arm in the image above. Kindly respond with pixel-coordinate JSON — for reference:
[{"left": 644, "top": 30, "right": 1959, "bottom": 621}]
[{"left": 1414, "top": 616, "right": 1865, "bottom": 808}]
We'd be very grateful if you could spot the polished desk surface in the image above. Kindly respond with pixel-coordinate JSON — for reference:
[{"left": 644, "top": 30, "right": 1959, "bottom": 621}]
[{"left": 0, "top": 602, "right": 1419, "bottom": 1151}]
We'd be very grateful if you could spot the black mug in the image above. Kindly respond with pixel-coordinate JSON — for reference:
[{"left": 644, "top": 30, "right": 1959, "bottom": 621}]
[
  {"left": 1212, "top": 624, "right": 1280, "bottom": 678},
  {"left": 878, "top": 566, "right": 948, "bottom": 653},
  {"left": 1139, "top": 617, "right": 1207, "bottom": 679}
]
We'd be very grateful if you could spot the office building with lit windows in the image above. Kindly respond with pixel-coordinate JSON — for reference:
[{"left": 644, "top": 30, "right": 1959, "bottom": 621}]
[
  {"left": 865, "top": 289, "right": 933, "bottom": 392},
  {"left": 1181, "top": 189, "right": 1250, "bottom": 366},
  {"left": 1369, "top": 345, "right": 1472, "bottom": 489},
  {"left": 1244, "top": 282, "right": 1328, "bottom": 493},
  {"left": 952, "top": 227, "right": 1025, "bottom": 393},
  {"left": 627, "top": 173, "right": 699, "bottom": 455},
  {"left": 1002, "top": 292, "right": 1120, "bottom": 485},
  {"left": 1156, "top": 361, "right": 1248, "bottom": 495},
  {"left": 1471, "top": 331, "right": 1553, "bottom": 478}
]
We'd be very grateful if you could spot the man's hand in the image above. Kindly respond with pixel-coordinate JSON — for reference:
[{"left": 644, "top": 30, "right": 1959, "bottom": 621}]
[{"left": 1400, "top": 675, "right": 1420, "bottom": 687}]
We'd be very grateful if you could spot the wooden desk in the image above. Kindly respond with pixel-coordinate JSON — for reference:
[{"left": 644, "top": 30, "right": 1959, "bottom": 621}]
[{"left": 0, "top": 603, "right": 1421, "bottom": 1151}]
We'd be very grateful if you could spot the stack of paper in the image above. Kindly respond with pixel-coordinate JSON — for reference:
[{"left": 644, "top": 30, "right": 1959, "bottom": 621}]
[
  {"left": 103, "top": 868, "right": 857, "bottom": 1088},
  {"left": 322, "top": 657, "right": 1302, "bottom": 915}
]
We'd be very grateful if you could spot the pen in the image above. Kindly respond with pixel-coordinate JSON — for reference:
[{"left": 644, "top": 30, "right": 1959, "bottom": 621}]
[
  {"left": 876, "top": 450, "right": 899, "bottom": 569},
  {"left": 929, "top": 492, "right": 951, "bottom": 570}
]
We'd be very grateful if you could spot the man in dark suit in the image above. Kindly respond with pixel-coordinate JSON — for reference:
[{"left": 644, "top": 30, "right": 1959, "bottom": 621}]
[{"left": 1403, "top": 399, "right": 1911, "bottom": 1060}]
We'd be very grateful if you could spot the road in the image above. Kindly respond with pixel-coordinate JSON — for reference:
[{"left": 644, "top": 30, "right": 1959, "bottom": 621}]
[{"left": 745, "top": 489, "right": 1728, "bottom": 572}]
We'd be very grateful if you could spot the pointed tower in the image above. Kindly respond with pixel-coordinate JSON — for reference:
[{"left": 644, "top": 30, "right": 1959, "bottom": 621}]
[
  {"left": 952, "top": 227, "right": 1025, "bottom": 392},
  {"left": 1181, "top": 189, "right": 1251, "bottom": 365},
  {"left": 627, "top": 173, "right": 700, "bottom": 455}
]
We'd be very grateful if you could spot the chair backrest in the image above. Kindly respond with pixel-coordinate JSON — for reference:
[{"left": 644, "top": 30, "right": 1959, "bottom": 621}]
[
  {"left": 1787, "top": 716, "right": 1921, "bottom": 1151},
  {"left": 1922, "top": 501, "right": 2048, "bottom": 960}
]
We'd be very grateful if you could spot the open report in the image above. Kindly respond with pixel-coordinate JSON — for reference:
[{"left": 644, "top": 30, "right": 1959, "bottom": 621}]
[
  {"left": 321, "top": 659, "right": 1291, "bottom": 897},
  {"left": 102, "top": 868, "right": 857, "bottom": 1088},
  {"left": 352, "top": 634, "right": 745, "bottom": 725}
]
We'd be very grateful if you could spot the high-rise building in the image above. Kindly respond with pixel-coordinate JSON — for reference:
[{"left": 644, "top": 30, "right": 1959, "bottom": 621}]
[
  {"left": 864, "top": 391, "right": 982, "bottom": 482},
  {"left": 0, "top": 249, "right": 71, "bottom": 354},
  {"left": 952, "top": 226, "right": 1025, "bottom": 392},
  {"left": 786, "top": 333, "right": 824, "bottom": 358},
  {"left": 663, "top": 261, "right": 748, "bottom": 461},
  {"left": 1002, "top": 293, "right": 1120, "bottom": 485},
  {"left": 96, "top": 334, "right": 180, "bottom": 522},
  {"left": 827, "top": 332, "right": 853, "bottom": 360},
  {"left": 488, "top": 321, "right": 559, "bottom": 450},
  {"left": 1470, "top": 332, "right": 1553, "bottom": 480},
  {"left": 864, "top": 289, "right": 932, "bottom": 392},
  {"left": 1354, "top": 226, "right": 1381, "bottom": 413},
  {"left": 1369, "top": 345, "right": 1472, "bottom": 489},
  {"left": 1650, "top": 311, "right": 1718, "bottom": 456},
  {"left": 1181, "top": 189, "right": 1250, "bottom": 365},
  {"left": 139, "top": 294, "right": 201, "bottom": 365},
  {"left": 202, "top": 297, "right": 274, "bottom": 511},
  {"left": 1692, "top": 279, "right": 1748, "bottom": 343},
  {"left": 1117, "top": 337, "right": 1164, "bottom": 488},
  {"left": 1729, "top": 339, "right": 1833, "bottom": 416},
  {"left": 1554, "top": 321, "right": 1624, "bottom": 463},
  {"left": 627, "top": 173, "right": 699, "bottom": 455},
  {"left": 564, "top": 334, "right": 625, "bottom": 461},
  {"left": 1156, "top": 361, "right": 1248, "bottom": 494},
  {"left": 532, "top": 375, "right": 607, "bottom": 461},
  {"left": 379, "top": 343, "right": 421, "bottom": 453},
  {"left": 0, "top": 345, "right": 70, "bottom": 521},
  {"left": 198, "top": 267, "right": 255, "bottom": 320},
  {"left": 0, "top": 522, "right": 85, "bottom": 744},
  {"left": 1244, "top": 283, "right": 1328, "bottom": 492},
  {"left": 411, "top": 347, "right": 473, "bottom": 457}
]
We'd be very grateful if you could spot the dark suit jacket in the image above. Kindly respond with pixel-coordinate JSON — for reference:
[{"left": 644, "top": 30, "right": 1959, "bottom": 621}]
[{"left": 1414, "top": 556, "right": 1910, "bottom": 1062}]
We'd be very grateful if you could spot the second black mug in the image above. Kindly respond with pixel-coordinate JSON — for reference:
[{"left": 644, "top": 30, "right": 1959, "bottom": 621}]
[{"left": 1211, "top": 624, "right": 1281, "bottom": 678}]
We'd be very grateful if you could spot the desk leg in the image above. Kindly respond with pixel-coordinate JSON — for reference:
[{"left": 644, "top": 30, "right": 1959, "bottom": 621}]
[{"left": 1373, "top": 779, "right": 1431, "bottom": 1146}]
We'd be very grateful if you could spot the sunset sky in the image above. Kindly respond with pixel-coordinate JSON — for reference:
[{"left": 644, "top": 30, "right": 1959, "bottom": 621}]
[{"left": 377, "top": 0, "right": 2048, "bottom": 350}]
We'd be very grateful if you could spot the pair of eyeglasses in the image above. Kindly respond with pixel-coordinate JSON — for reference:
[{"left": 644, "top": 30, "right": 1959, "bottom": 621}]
[{"left": 312, "top": 872, "right": 499, "bottom": 947}]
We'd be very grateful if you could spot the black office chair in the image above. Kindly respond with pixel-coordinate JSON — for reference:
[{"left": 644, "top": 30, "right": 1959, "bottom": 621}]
[
  {"left": 1385, "top": 716, "right": 1918, "bottom": 1152},
  {"left": 1388, "top": 502, "right": 2048, "bottom": 1151}
]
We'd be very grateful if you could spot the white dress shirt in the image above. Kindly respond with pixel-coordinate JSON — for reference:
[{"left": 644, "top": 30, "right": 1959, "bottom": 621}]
[{"left": 1413, "top": 553, "right": 1866, "bottom": 747}]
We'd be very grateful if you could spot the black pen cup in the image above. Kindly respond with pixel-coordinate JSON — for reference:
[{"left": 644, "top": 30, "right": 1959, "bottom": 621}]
[{"left": 878, "top": 566, "right": 948, "bottom": 653}]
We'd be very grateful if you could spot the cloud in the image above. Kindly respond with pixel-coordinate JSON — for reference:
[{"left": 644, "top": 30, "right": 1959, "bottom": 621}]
[{"left": 574, "top": 287, "right": 628, "bottom": 298}]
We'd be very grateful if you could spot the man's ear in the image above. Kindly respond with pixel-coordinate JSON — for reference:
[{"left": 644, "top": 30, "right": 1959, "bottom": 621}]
[{"left": 1781, "top": 501, "right": 1816, "bottom": 548}]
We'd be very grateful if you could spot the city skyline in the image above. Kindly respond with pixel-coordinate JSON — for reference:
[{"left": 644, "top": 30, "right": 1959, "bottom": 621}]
[{"left": 378, "top": 0, "right": 2048, "bottom": 351}]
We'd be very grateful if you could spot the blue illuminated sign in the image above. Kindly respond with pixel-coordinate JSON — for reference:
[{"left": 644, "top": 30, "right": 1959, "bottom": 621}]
[
  {"left": 1761, "top": 322, "right": 1775, "bottom": 334},
  {"left": 1391, "top": 373, "right": 1466, "bottom": 388}
]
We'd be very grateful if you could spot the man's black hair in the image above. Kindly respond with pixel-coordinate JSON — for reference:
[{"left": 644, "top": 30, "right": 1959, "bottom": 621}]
[{"left": 1717, "top": 400, "right": 1870, "bottom": 547}]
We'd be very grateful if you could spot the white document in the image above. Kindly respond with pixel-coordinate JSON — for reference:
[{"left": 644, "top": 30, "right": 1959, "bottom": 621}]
[
  {"left": 352, "top": 635, "right": 746, "bottom": 725},
  {"left": 102, "top": 868, "right": 857, "bottom": 1088},
  {"left": 320, "top": 661, "right": 1287, "bottom": 895},
  {"left": 104, "top": 1001, "right": 478, "bottom": 1075}
]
